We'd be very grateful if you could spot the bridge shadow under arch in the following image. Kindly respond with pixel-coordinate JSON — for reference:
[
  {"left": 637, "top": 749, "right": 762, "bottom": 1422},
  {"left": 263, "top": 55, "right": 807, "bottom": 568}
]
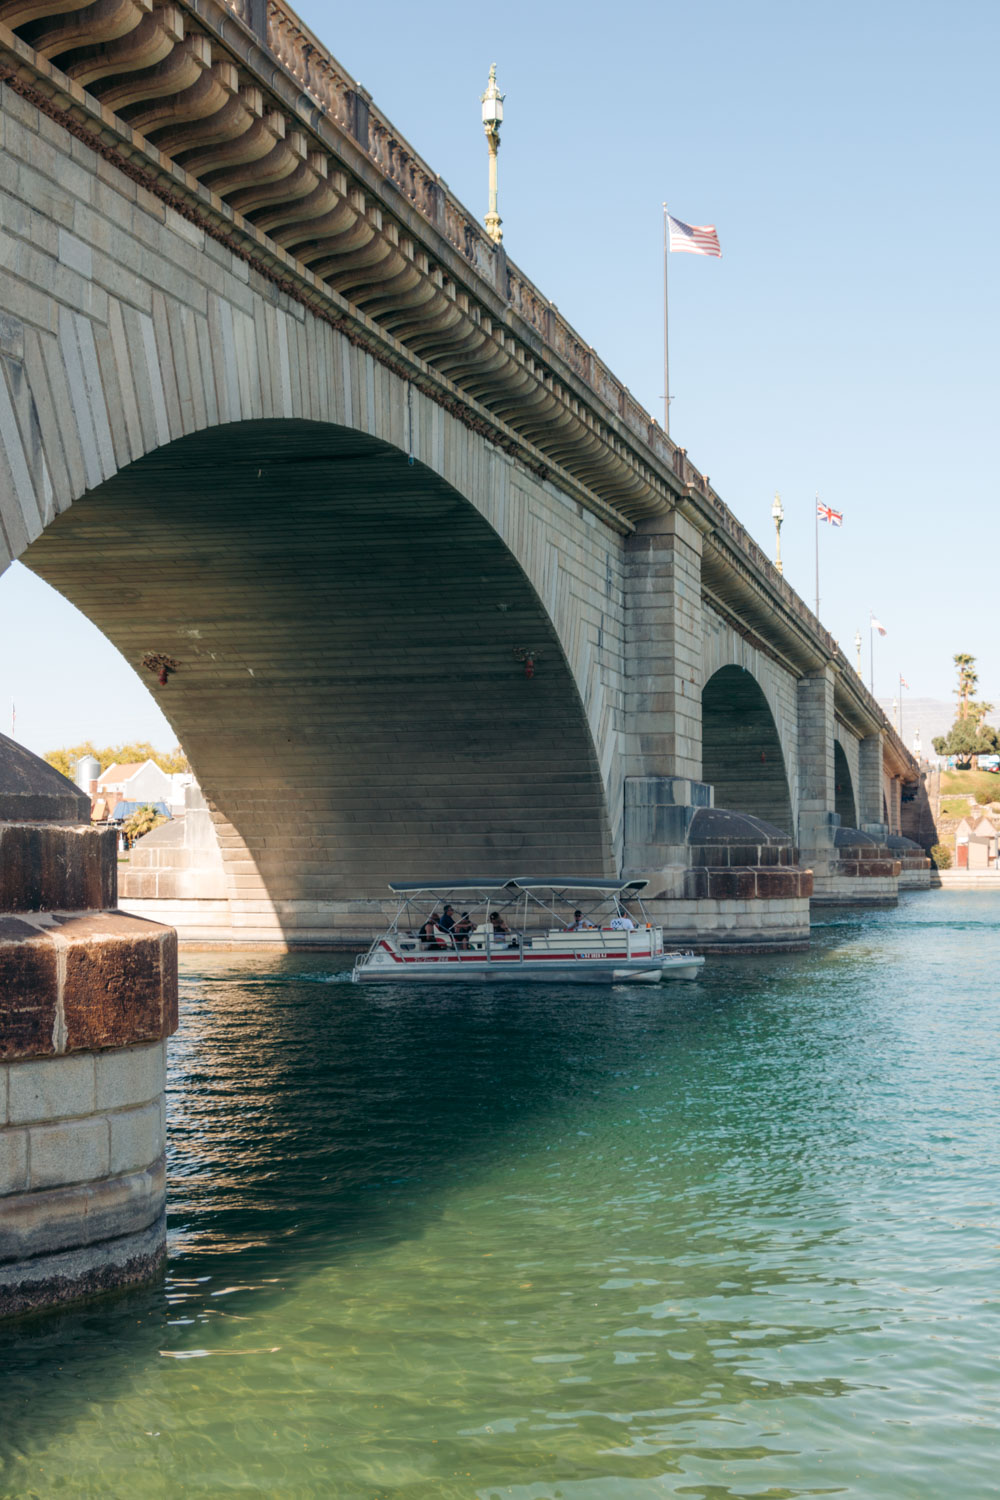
[
  {"left": 20, "top": 419, "right": 614, "bottom": 918},
  {"left": 834, "top": 741, "right": 857, "bottom": 829},
  {"left": 701, "top": 665, "right": 793, "bottom": 835}
]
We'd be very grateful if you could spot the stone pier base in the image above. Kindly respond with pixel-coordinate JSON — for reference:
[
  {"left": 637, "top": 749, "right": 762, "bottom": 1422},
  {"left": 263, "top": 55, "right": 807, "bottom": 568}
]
[
  {"left": 647, "top": 895, "right": 810, "bottom": 953},
  {"left": 0, "top": 1208, "right": 166, "bottom": 1320},
  {"left": 1, "top": 733, "right": 177, "bottom": 1319},
  {"left": 0, "top": 1042, "right": 168, "bottom": 1317},
  {"left": 120, "top": 890, "right": 815, "bottom": 952}
]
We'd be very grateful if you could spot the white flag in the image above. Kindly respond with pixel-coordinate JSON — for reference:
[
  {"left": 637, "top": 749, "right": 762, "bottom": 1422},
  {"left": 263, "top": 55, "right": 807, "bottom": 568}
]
[{"left": 870, "top": 614, "right": 887, "bottom": 636}]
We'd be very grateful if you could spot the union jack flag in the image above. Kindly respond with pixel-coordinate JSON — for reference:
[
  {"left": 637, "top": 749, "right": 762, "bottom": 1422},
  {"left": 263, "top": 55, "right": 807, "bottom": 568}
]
[{"left": 817, "top": 502, "right": 843, "bottom": 526}]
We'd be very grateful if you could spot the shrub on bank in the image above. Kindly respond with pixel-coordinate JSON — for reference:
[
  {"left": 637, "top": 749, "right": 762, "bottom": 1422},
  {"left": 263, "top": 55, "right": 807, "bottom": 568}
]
[{"left": 930, "top": 843, "right": 952, "bottom": 870}]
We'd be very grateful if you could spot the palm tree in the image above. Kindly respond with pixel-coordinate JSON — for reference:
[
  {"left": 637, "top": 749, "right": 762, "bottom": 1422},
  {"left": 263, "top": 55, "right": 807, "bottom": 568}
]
[{"left": 954, "top": 653, "right": 978, "bottom": 719}]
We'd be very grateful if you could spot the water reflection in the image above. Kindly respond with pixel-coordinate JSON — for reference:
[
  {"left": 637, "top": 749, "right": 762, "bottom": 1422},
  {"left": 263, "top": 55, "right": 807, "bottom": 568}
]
[{"left": 2, "top": 893, "right": 999, "bottom": 1498}]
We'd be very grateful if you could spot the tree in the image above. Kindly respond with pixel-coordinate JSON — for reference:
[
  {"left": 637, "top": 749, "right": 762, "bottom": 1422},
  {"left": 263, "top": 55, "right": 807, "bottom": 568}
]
[
  {"left": 953, "top": 653, "right": 979, "bottom": 719},
  {"left": 120, "top": 803, "right": 168, "bottom": 845},
  {"left": 43, "top": 741, "right": 189, "bottom": 779},
  {"left": 966, "top": 700, "right": 994, "bottom": 729},
  {"left": 933, "top": 718, "right": 1000, "bottom": 767}
]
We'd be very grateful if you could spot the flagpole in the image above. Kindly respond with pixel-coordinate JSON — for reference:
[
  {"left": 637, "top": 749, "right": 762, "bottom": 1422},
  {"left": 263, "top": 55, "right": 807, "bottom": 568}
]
[
  {"left": 899, "top": 674, "right": 905, "bottom": 746},
  {"left": 814, "top": 494, "right": 820, "bottom": 617},
  {"left": 662, "top": 203, "right": 670, "bottom": 435}
]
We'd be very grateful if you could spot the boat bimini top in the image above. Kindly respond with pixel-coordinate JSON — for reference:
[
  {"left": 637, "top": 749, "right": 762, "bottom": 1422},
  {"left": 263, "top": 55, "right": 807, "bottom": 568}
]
[
  {"left": 386, "top": 878, "right": 648, "bottom": 895},
  {"left": 382, "top": 877, "right": 652, "bottom": 936}
]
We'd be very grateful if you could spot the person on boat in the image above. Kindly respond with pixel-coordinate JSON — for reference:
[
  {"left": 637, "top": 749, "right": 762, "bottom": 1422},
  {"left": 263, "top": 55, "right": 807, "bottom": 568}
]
[
  {"left": 453, "top": 911, "right": 475, "bottom": 947},
  {"left": 419, "top": 912, "right": 442, "bottom": 944},
  {"left": 488, "top": 910, "right": 518, "bottom": 946},
  {"left": 439, "top": 905, "right": 458, "bottom": 936},
  {"left": 568, "top": 910, "right": 596, "bottom": 930},
  {"left": 609, "top": 905, "right": 636, "bottom": 930}
]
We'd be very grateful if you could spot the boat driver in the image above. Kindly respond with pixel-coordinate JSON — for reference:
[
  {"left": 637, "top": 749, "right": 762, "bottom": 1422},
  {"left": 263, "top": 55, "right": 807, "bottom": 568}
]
[
  {"left": 609, "top": 905, "right": 636, "bottom": 931},
  {"left": 568, "top": 910, "right": 596, "bottom": 930}
]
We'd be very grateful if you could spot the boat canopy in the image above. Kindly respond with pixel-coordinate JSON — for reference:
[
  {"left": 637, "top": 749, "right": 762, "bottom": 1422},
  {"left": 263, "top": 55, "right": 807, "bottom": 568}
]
[{"left": 387, "top": 877, "right": 647, "bottom": 895}]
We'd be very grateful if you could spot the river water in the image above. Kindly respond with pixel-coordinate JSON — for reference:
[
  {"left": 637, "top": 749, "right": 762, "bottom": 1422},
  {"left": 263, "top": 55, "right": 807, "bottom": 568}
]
[{"left": 1, "top": 892, "right": 998, "bottom": 1498}]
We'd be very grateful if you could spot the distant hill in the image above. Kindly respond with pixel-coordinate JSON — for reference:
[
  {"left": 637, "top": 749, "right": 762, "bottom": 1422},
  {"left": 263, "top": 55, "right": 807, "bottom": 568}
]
[{"left": 876, "top": 698, "right": 955, "bottom": 759}]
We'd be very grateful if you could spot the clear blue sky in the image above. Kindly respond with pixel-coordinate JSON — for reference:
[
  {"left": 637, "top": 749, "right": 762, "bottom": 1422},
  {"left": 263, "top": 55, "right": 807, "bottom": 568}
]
[{"left": 2, "top": 0, "right": 997, "bottom": 755}]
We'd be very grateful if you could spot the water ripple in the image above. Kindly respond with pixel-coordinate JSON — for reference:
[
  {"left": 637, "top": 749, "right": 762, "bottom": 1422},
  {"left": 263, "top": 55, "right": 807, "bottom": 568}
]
[{"left": 1, "top": 892, "right": 999, "bottom": 1497}]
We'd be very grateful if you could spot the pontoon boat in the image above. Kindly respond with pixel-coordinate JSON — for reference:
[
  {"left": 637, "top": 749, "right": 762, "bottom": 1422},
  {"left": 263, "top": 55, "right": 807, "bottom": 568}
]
[{"left": 351, "top": 878, "right": 705, "bottom": 984}]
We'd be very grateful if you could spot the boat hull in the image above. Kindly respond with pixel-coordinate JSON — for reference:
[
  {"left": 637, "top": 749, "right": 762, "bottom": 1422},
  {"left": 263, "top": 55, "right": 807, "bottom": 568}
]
[{"left": 351, "top": 954, "right": 704, "bottom": 985}]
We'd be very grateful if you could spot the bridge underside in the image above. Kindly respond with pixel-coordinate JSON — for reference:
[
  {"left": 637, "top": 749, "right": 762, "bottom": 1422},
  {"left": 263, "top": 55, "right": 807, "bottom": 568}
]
[
  {"left": 834, "top": 741, "right": 857, "bottom": 829},
  {"left": 22, "top": 421, "right": 614, "bottom": 909},
  {"left": 701, "top": 666, "right": 794, "bottom": 835}
]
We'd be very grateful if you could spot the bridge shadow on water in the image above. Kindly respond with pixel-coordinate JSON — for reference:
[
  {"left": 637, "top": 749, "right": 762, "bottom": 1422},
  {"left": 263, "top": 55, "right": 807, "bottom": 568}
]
[
  {"left": 1, "top": 934, "right": 895, "bottom": 1478},
  {"left": 1, "top": 952, "right": 737, "bottom": 1464}
]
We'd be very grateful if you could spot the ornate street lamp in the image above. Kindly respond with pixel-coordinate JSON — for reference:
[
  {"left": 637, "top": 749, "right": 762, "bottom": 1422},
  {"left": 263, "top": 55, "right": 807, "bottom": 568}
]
[
  {"left": 771, "top": 492, "right": 784, "bottom": 575},
  {"left": 481, "top": 64, "right": 504, "bottom": 243},
  {"left": 854, "top": 629, "right": 862, "bottom": 675}
]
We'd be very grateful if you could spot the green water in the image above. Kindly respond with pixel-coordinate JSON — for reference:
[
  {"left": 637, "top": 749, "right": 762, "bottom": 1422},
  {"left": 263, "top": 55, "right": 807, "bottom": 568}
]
[{"left": 2, "top": 893, "right": 999, "bottom": 1498}]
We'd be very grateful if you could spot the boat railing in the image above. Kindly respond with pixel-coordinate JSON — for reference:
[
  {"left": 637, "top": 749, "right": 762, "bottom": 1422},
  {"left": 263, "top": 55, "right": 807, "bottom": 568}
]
[{"left": 391, "top": 924, "right": 655, "bottom": 959}]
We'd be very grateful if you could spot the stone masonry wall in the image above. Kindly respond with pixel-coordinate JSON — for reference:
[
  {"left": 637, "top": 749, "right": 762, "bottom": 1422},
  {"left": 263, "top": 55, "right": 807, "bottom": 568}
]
[
  {"left": 699, "top": 608, "right": 801, "bottom": 833},
  {"left": 0, "top": 77, "right": 630, "bottom": 929},
  {"left": 0, "top": 1043, "right": 167, "bottom": 1316}
]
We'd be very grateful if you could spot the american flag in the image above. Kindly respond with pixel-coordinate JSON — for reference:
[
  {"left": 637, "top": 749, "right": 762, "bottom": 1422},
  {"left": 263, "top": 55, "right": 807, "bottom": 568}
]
[
  {"left": 870, "top": 613, "right": 887, "bottom": 636},
  {"left": 900, "top": 675, "right": 909, "bottom": 689},
  {"left": 667, "top": 215, "right": 722, "bottom": 257},
  {"left": 817, "top": 502, "right": 843, "bottom": 526}
]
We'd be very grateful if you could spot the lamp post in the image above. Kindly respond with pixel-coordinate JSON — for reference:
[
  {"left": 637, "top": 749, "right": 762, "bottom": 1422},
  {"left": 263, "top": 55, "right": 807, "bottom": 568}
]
[
  {"left": 481, "top": 64, "right": 504, "bottom": 243},
  {"left": 854, "top": 629, "right": 862, "bottom": 675},
  {"left": 771, "top": 492, "right": 784, "bottom": 575}
]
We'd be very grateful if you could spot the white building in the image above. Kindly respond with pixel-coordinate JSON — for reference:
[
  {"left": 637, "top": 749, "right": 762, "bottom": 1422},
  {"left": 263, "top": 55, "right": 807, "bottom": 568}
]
[{"left": 97, "top": 759, "right": 191, "bottom": 815}]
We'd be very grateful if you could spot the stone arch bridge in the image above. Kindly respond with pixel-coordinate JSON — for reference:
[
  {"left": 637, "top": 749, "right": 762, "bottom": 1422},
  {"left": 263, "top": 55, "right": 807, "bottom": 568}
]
[{"left": 0, "top": 0, "right": 925, "bottom": 949}]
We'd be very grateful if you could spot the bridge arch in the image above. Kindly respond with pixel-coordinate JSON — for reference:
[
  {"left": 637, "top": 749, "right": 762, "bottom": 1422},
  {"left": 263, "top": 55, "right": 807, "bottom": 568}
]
[
  {"left": 833, "top": 740, "right": 858, "bottom": 829},
  {"left": 18, "top": 418, "right": 616, "bottom": 926},
  {"left": 0, "top": 174, "right": 631, "bottom": 937},
  {"left": 701, "top": 665, "right": 794, "bottom": 834}
]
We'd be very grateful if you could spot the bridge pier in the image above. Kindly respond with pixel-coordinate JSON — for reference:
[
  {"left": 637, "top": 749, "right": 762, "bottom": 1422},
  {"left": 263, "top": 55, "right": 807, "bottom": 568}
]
[
  {"left": 622, "top": 524, "right": 812, "bottom": 950},
  {"left": 859, "top": 733, "right": 888, "bottom": 836},
  {"left": 0, "top": 7, "right": 925, "bottom": 948},
  {"left": 624, "top": 511, "right": 704, "bottom": 783},
  {"left": 0, "top": 736, "right": 177, "bottom": 1319},
  {"left": 796, "top": 667, "right": 841, "bottom": 896}
]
